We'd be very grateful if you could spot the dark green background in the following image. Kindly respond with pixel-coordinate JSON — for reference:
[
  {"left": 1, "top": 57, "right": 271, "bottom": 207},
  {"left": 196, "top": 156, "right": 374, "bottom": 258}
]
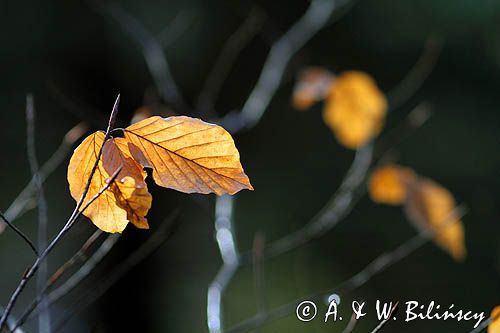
[{"left": 0, "top": 0, "right": 499, "bottom": 332}]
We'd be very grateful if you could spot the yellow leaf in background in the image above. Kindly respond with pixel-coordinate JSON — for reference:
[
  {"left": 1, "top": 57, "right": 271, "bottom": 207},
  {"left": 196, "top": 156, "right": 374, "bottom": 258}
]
[
  {"left": 489, "top": 306, "right": 500, "bottom": 333},
  {"left": 368, "top": 165, "right": 416, "bottom": 205},
  {"left": 404, "top": 178, "right": 466, "bottom": 261},
  {"left": 323, "top": 71, "right": 387, "bottom": 149},
  {"left": 292, "top": 67, "right": 333, "bottom": 110},
  {"left": 124, "top": 116, "right": 253, "bottom": 195},
  {"left": 67, "top": 132, "right": 129, "bottom": 233}
]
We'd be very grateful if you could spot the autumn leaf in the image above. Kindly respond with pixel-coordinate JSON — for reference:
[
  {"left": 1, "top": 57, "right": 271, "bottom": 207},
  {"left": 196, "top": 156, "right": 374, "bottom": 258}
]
[
  {"left": 323, "top": 71, "right": 387, "bottom": 149},
  {"left": 292, "top": 67, "right": 333, "bottom": 110},
  {"left": 67, "top": 132, "right": 130, "bottom": 233},
  {"left": 489, "top": 306, "right": 500, "bottom": 333},
  {"left": 123, "top": 116, "right": 253, "bottom": 195},
  {"left": 368, "top": 164, "right": 416, "bottom": 205},
  {"left": 68, "top": 133, "right": 152, "bottom": 233},
  {"left": 404, "top": 178, "right": 466, "bottom": 261}
]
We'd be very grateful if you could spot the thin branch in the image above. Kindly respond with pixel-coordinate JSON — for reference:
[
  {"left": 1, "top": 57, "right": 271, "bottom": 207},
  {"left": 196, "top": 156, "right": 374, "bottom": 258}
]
[
  {"left": 218, "top": 0, "right": 339, "bottom": 132},
  {"left": 207, "top": 195, "right": 239, "bottom": 333},
  {"left": 2, "top": 122, "right": 87, "bottom": 227},
  {"left": 95, "top": 1, "right": 186, "bottom": 110},
  {"left": 0, "top": 307, "right": 24, "bottom": 333},
  {"left": 0, "top": 212, "right": 38, "bottom": 256},
  {"left": 386, "top": 35, "right": 443, "bottom": 110},
  {"left": 197, "top": 7, "right": 265, "bottom": 116},
  {"left": 11, "top": 230, "right": 107, "bottom": 331},
  {"left": 157, "top": 10, "right": 196, "bottom": 47},
  {"left": 341, "top": 313, "right": 358, "bottom": 333},
  {"left": 53, "top": 211, "right": 180, "bottom": 332},
  {"left": 252, "top": 231, "right": 267, "bottom": 328},
  {"left": 25, "top": 94, "right": 51, "bottom": 333},
  {"left": 225, "top": 205, "right": 468, "bottom": 333},
  {"left": 368, "top": 301, "right": 399, "bottom": 333},
  {"left": 0, "top": 95, "right": 121, "bottom": 331},
  {"left": 241, "top": 143, "right": 373, "bottom": 263}
]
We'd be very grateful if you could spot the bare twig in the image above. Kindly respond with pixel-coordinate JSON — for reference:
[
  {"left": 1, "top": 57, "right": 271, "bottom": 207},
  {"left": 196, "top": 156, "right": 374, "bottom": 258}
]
[
  {"left": 11, "top": 230, "right": 107, "bottom": 330},
  {"left": 242, "top": 143, "right": 373, "bottom": 263},
  {"left": 197, "top": 7, "right": 265, "bottom": 116},
  {"left": 218, "top": 0, "right": 340, "bottom": 132},
  {"left": 0, "top": 307, "right": 24, "bottom": 333},
  {"left": 25, "top": 94, "right": 51, "bottom": 333},
  {"left": 53, "top": 211, "right": 180, "bottom": 332},
  {"left": 0, "top": 95, "right": 121, "bottom": 331},
  {"left": 2, "top": 122, "right": 87, "bottom": 227},
  {"left": 252, "top": 232, "right": 267, "bottom": 326},
  {"left": 0, "top": 212, "right": 38, "bottom": 256},
  {"left": 386, "top": 35, "right": 443, "bottom": 110},
  {"left": 95, "top": 1, "right": 186, "bottom": 110},
  {"left": 341, "top": 313, "right": 358, "bottom": 333},
  {"left": 368, "top": 301, "right": 399, "bottom": 333},
  {"left": 157, "top": 10, "right": 196, "bottom": 47},
  {"left": 207, "top": 195, "right": 239, "bottom": 333},
  {"left": 224, "top": 205, "right": 467, "bottom": 333}
]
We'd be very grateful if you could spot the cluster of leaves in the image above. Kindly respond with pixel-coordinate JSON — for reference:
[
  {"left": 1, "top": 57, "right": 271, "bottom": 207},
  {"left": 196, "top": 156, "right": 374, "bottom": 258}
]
[
  {"left": 68, "top": 115, "right": 253, "bottom": 233},
  {"left": 368, "top": 164, "right": 466, "bottom": 261},
  {"left": 293, "top": 68, "right": 387, "bottom": 148}
]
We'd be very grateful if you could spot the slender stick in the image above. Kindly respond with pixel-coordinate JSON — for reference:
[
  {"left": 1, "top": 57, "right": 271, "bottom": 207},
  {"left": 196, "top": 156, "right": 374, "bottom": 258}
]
[
  {"left": 2, "top": 122, "right": 87, "bottom": 227},
  {"left": 53, "top": 211, "right": 180, "bottom": 332},
  {"left": 225, "top": 206, "right": 467, "bottom": 333},
  {"left": 219, "top": 0, "right": 339, "bottom": 132},
  {"left": 0, "top": 212, "right": 38, "bottom": 256},
  {"left": 207, "top": 196, "right": 239, "bottom": 333},
  {"left": 368, "top": 302, "right": 399, "bottom": 333},
  {"left": 25, "top": 94, "right": 51, "bottom": 333},
  {"left": 0, "top": 95, "right": 121, "bottom": 331}
]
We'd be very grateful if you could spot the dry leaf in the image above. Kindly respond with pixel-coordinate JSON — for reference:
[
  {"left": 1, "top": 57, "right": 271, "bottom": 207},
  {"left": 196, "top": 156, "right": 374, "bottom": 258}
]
[
  {"left": 405, "top": 178, "right": 466, "bottom": 261},
  {"left": 323, "top": 71, "right": 387, "bottom": 149},
  {"left": 102, "top": 138, "right": 152, "bottom": 229},
  {"left": 67, "top": 132, "right": 129, "bottom": 233},
  {"left": 368, "top": 165, "right": 416, "bottom": 205},
  {"left": 292, "top": 67, "right": 333, "bottom": 110},
  {"left": 123, "top": 116, "right": 253, "bottom": 195},
  {"left": 489, "top": 306, "right": 500, "bottom": 333}
]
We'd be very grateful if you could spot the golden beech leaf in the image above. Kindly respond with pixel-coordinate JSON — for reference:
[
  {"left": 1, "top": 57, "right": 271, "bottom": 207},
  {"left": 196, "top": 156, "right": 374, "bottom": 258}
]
[
  {"left": 404, "top": 178, "right": 466, "bottom": 261},
  {"left": 368, "top": 165, "right": 416, "bottom": 205},
  {"left": 323, "top": 71, "right": 387, "bottom": 149},
  {"left": 292, "top": 67, "right": 333, "bottom": 110},
  {"left": 123, "top": 115, "right": 253, "bottom": 195},
  {"left": 489, "top": 306, "right": 500, "bottom": 333},
  {"left": 67, "top": 133, "right": 152, "bottom": 233}
]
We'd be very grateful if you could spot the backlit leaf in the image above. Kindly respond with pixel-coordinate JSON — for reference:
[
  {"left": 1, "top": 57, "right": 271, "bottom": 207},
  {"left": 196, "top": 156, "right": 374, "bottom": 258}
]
[
  {"left": 123, "top": 115, "right": 253, "bottom": 195},
  {"left": 292, "top": 67, "right": 333, "bottom": 110},
  {"left": 405, "top": 178, "right": 466, "bottom": 261},
  {"left": 323, "top": 71, "right": 387, "bottom": 149},
  {"left": 489, "top": 306, "right": 500, "bottom": 333},
  {"left": 368, "top": 164, "right": 416, "bottom": 205}
]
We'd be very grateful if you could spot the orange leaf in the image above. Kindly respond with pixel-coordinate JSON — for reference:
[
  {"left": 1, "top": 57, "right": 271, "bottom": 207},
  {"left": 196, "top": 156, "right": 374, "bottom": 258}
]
[
  {"left": 123, "top": 116, "right": 253, "bottom": 195},
  {"left": 404, "top": 178, "right": 466, "bottom": 261},
  {"left": 323, "top": 71, "right": 387, "bottom": 149},
  {"left": 292, "top": 67, "right": 333, "bottom": 110},
  {"left": 67, "top": 132, "right": 152, "bottom": 233},
  {"left": 489, "top": 306, "right": 500, "bottom": 333},
  {"left": 368, "top": 165, "right": 416, "bottom": 205}
]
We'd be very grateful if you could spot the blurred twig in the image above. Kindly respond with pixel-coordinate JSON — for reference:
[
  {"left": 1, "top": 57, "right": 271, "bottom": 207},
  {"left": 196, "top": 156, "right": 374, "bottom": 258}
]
[
  {"left": 386, "top": 35, "right": 443, "bottom": 110},
  {"left": 218, "top": 0, "right": 339, "bottom": 132},
  {"left": 225, "top": 205, "right": 467, "bottom": 332},
  {"left": 368, "top": 301, "right": 399, "bottom": 333},
  {"left": 341, "top": 313, "right": 358, "bottom": 333},
  {"left": 0, "top": 96, "right": 121, "bottom": 331},
  {"left": 157, "top": 10, "right": 196, "bottom": 47},
  {"left": 207, "top": 196, "right": 239, "bottom": 333},
  {"left": 0, "top": 308, "right": 24, "bottom": 333},
  {"left": 252, "top": 231, "right": 267, "bottom": 328},
  {"left": 95, "top": 1, "right": 186, "bottom": 111},
  {"left": 197, "top": 7, "right": 265, "bottom": 117},
  {"left": 53, "top": 211, "right": 180, "bottom": 332},
  {"left": 2, "top": 122, "right": 87, "bottom": 228},
  {"left": 25, "top": 95, "right": 51, "bottom": 333}
]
